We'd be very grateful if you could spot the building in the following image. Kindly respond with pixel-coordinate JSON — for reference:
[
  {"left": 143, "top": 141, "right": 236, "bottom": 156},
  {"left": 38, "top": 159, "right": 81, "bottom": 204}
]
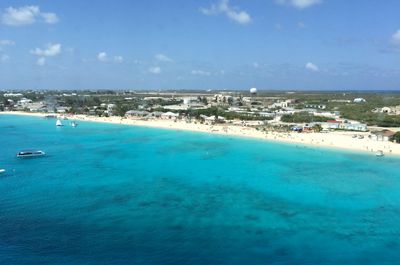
[
  {"left": 305, "top": 104, "right": 326, "bottom": 110},
  {"left": 370, "top": 130, "right": 396, "bottom": 141},
  {"left": 320, "top": 120, "right": 341, "bottom": 130},
  {"left": 3, "top": 93, "right": 23, "bottom": 97},
  {"left": 125, "top": 110, "right": 149, "bottom": 117},
  {"left": 161, "top": 112, "right": 179, "bottom": 119},
  {"left": 353, "top": 98, "right": 366, "bottom": 103},
  {"left": 373, "top": 106, "right": 400, "bottom": 115},
  {"left": 319, "top": 121, "right": 367, "bottom": 131},
  {"left": 339, "top": 122, "right": 367, "bottom": 131},
  {"left": 17, "top": 98, "right": 32, "bottom": 106}
]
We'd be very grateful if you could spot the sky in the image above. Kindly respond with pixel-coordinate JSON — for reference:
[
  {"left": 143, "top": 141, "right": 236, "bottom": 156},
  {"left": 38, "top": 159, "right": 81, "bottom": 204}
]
[{"left": 0, "top": 0, "right": 400, "bottom": 90}]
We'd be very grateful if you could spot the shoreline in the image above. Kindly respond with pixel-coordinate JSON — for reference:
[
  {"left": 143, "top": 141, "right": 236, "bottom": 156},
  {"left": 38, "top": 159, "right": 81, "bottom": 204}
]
[{"left": 2, "top": 111, "right": 400, "bottom": 157}]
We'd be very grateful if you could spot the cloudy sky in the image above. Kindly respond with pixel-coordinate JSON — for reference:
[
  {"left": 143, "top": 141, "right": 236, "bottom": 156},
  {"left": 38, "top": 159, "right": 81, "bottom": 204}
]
[{"left": 0, "top": 0, "right": 400, "bottom": 90}]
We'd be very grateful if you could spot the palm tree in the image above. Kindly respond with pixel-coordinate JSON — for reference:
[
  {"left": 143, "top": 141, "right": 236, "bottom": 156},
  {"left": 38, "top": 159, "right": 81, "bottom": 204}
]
[{"left": 312, "top": 124, "right": 322, "bottom": 132}]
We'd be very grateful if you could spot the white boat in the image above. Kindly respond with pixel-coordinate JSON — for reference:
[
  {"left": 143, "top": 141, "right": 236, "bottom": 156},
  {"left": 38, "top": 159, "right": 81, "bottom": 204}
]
[
  {"left": 16, "top": 150, "right": 46, "bottom": 158},
  {"left": 71, "top": 121, "right": 78, "bottom": 127},
  {"left": 56, "top": 119, "right": 63, "bottom": 126},
  {"left": 376, "top": 150, "right": 384, "bottom": 157},
  {"left": 0, "top": 169, "right": 5, "bottom": 174}
]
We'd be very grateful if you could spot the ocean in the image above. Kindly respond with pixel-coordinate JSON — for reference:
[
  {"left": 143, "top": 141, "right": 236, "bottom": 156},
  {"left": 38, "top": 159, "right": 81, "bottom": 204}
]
[{"left": 0, "top": 114, "right": 399, "bottom": 265}]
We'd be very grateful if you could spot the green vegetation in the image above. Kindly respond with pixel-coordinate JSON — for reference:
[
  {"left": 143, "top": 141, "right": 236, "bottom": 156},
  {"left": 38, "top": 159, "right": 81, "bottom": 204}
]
[
  {"left": 281, "top": 112, "right": 330, "bottom": 123},
  {"left": 339, "top": 104, "right": 400, "bottom": 127},
  {"left": 393, "top": 132, "right": 400, "bottom": 143},
  {"left": 185, "top": 107, "right": 272, "bottom": 121},
  {"left": 2, "top": 90, "right": 400, "bottom": 128},
  {"left": 312, "top": 124, "right": 322, "bottom": 132}
]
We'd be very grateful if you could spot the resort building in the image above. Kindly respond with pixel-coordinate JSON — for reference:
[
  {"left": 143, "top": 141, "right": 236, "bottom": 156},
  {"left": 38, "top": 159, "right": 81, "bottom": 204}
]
[
  {"left": 125, "top": 110, "right": 150, "bottom": 117},
  {"left": 319, "top": 120, "right": 367, "bottom": 131},
  {"left": 370, "top": 130, "right": 396, "bottom": 141},
  {"left": 161, "top": 112, "right": 179, "bottom": 120}
]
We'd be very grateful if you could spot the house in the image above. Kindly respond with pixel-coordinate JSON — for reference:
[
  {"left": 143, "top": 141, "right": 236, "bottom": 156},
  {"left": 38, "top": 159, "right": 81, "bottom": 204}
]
[
  {"left": 17, "top": 98, "right": 32, "bottom": 107},
  {"left": 106, "top": 104, "right": 116, "bottom": 115},
  {"left": 242, "top": 120, "right": 264, "bottom": 126},
  {"left": 56, "top": 106, "right": 70, "bottom": 113},
  {"left": 161, "top": 112, "right": 179, "bottom": 119},
  {"left": 373, "top": 106, "right": 400, "bottom": 115},
  {"left": 125, "top": 110, "right": 149, "bottom": 117},
  {"left": 204, "top": 115, "right": 226, "bottom": 124},
  {"left": 370, "top": 130, "right": 396, "bottom": 141},
  {"left": 319, "top": 121, "right": 367, "bottom": 131},
  {"left": 182, "top": 97, "right": 198, "bottom": 105},
  {"left": 339, "top": 122, "right": 367, "bottom": 131},
  {"left": 320, "top": 120, "right": 341, "bottom": 130},
  {"left": 149, "top": 111, "right": 163, "bottom": 118}
]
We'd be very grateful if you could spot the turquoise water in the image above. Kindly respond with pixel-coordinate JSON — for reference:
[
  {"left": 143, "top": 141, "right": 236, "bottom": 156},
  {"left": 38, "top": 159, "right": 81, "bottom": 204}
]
[{"left": 1, "top": 115, "right": 400, "bottom": 265}]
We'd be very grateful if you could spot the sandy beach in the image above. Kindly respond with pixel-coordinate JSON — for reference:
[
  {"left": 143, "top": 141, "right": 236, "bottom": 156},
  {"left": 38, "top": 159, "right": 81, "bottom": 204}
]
[{"left": 2, "top": 111, "right": 400, "bottom": 156}]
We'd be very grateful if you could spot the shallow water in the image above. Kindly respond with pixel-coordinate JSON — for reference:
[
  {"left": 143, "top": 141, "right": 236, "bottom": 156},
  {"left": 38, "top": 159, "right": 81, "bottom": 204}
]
[{"left": 0, "top": 115, "right": 399, "bottom": 264}]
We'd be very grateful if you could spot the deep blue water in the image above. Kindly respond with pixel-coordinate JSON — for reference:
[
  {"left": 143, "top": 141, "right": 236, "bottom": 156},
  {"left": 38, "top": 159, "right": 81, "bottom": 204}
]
[{"left": 0, "top": 114, "right": 400, "bottom": 265}]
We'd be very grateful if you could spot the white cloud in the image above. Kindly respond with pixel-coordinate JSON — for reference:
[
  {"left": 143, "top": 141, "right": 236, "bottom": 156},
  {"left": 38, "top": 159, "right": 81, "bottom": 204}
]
[
  {"left": 114, "top": 56, "right": 124, "bottom": 63},
  {"left": 191, "top": 70, "right": 211, "bottom": 76},
  {"left": 31, "top": 43, "right": 61, "bottom": 57},
  {"left": 391, "top": 30, "right": 400, "bottom": 45},
  {"left": 274, "top": 23, "right": 283, "bottom": 30},
  {"left": 276, "top": 0, "right": 321, "bottom": 9},
  {"left": 36, "top": 57, "right": 46, "bottom": 66},
  {"left": 253, "top": 62, "right": 259, "bottom": 68},
  {"left": 1, "top": 54, "right": 10, "bottom": 63},
  {"left": 200, "top": 0, "right": 251, "bottom": 25},
  {"left": 149, "top": 66, "right": 161, "bottom": 74},
  {"left": 305, "top": 62, "right": 319, "bottom": 72},
  {"left": 41, "top": 12, "right": 58, "bottom": 24},
  {"left": 155, "top": 53, "right": 173, "bottom": 62},
  {"left": 297, "top": 21, "right": 306, "bottom": 28},
  {"left": 1, "top": 5, "right": 59, "bottom": 26},
  {"left": 97, "top": 52, "right": 108, "bottom": 62},
  {"left": 0, "top": 39, "right": 15, "bottom": 46},
  {"left": 97, "top": 52, "right": 124, "bottom": 63}
]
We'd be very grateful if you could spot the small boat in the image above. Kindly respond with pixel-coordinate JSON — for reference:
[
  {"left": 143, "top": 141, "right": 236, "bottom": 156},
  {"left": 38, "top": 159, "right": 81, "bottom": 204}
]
[
  {"left": 358, "top": 135, "right": 364, "bottom": 139},
  {"left": 376, "top": 150, "right": 384, "bottom": 157},
  {"left": 0, "top": 169, "right": 5, "bottom": 174},
  {"left": 16, "top": 150, "right": 46, "bottom": 158},
  {"left": 71, "top": 121, "right": 78, "bottom": 127},
  {"left": 56, "top": 119, "right": 63, "bottom": 126}
]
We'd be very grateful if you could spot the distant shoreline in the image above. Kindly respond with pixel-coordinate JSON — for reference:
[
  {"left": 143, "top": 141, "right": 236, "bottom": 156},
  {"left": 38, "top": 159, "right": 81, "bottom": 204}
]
[{"left": 2, "top": 111, "right": 400, "bottom": 157}]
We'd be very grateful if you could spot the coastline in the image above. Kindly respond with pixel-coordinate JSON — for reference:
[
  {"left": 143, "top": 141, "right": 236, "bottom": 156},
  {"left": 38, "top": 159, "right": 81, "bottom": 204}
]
[{"left": 2, "top": 111, "right": 400, "bottom": 156}]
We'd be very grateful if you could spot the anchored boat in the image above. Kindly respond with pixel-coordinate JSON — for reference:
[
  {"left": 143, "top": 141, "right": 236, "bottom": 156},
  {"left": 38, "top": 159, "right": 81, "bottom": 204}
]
[
  {"left": 16, "top": 150, "right": 46, "bottom": 158},
  {"left": 56, "top": 119, "right": 63, "bottom": 126}
]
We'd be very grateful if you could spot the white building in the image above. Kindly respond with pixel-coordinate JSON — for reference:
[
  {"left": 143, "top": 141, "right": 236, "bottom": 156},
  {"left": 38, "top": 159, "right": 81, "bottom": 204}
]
[
  {"left": 17, "top": 98, "right": 32, "bottom": 106},
  {"left": 3, "top": 93, "right": 23, "bottom": 97},
  {"left": 161, "top": 112, "right": 179, "bottom": 119},
  {"left": 353, "top": 98, "right": 366, "bottom": 103},
  {"left": 305, "top": 104, "right": 326, "bottom": 110},
  {"left": 373, "top": 106, "right": 400, "bottom": 115}
]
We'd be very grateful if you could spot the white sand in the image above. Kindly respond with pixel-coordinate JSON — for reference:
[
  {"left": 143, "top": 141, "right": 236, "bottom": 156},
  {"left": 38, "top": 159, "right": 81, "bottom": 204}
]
[{"left": 2, "top": 111, "right": 400, "bottom": 156}]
